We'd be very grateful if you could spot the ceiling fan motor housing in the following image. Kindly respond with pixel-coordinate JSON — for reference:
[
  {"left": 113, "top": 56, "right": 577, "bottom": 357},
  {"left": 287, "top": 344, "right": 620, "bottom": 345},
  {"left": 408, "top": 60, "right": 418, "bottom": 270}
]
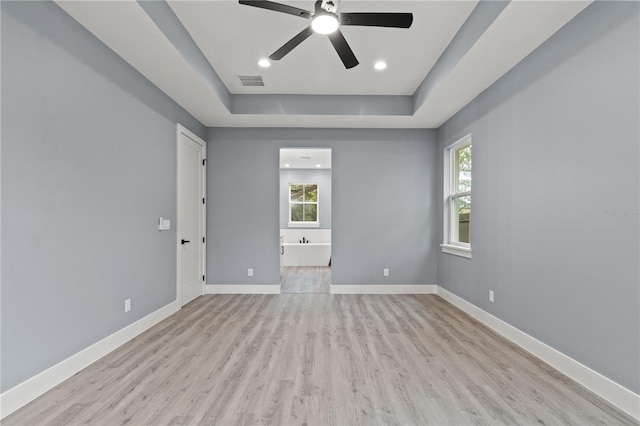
[
  {"left": 312, "top": 1, "right": 340, "bottom": 35},
  {"left": 239, "top": 0, "right": 413, "bottom": 69},
  {"left": 320, "top": 0, "right": 338, "bottom": 14}
]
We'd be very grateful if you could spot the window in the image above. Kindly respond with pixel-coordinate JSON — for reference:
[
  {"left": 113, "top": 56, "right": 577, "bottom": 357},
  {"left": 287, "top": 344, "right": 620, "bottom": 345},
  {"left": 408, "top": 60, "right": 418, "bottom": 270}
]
[
  {"left": 442, "top": 136, "right": 472, "bottom": 258},
  {"left": 289, "top": 183, "right": 319, "bottom": 227}
]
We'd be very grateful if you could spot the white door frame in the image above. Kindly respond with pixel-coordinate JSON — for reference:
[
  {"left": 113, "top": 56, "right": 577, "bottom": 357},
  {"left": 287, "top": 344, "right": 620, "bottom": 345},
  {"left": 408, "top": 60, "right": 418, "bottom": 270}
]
[{"left": 176, "top": 123, "right": 207, "bottom": 308}]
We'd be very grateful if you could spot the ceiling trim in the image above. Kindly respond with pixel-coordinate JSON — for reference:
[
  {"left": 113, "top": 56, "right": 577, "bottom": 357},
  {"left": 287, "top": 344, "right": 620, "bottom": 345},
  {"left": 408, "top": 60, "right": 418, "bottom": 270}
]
[
  {"left": 232, "top": 94, "right": 412, "bottom": 116},
  {"left": 137, "top": 0, "right": 231, "bottom": 109},
  {"left": 414, "top": 0, "right": 592, "bottom": 127},
  {"left": 54, "top": 0, "right": 223, "bottom": 125},
  {"left": 413, "top": 0, "right": 508, "bottom": 112},
  {"left": 136, "top": 0, "right": 498, "bottom": 118},
  {"left": 55, "top": 0, "right": 594, "bottom": 128}
]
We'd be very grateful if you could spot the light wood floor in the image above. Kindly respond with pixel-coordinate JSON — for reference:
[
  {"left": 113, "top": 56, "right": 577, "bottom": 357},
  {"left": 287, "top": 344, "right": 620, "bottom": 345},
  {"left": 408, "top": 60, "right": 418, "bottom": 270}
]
[
  {"left": 4, "top": 294, "right": 636, "bottom": 425},
  {"left": 281, "top": 266, "right": 330, "bottom": 294}
]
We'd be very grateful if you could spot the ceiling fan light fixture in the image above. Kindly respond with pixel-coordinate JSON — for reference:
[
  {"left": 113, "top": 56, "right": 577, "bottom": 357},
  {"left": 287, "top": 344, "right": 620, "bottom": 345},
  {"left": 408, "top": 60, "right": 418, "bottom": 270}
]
[
  {"left": 239, "top": 0, "right": 413, "bottom": 70},
  {"left": 374, "top": 61, "right": 387, "bottom": 70},
  {"left": 312, "top": 14, "right": 339, "bottom": 34},
  {"left": 258, "top": 59, "right": 271, "bottom": 68}
]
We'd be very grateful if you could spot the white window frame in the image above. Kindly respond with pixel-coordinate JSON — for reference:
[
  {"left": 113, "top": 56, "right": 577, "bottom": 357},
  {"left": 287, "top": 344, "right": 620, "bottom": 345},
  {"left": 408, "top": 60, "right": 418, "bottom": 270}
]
[
  {"left": 441, "top": 135, "right": 472, "bottom": 258},
  {"left": 288, "top": 183, "right": 320, "bottom": 228}
]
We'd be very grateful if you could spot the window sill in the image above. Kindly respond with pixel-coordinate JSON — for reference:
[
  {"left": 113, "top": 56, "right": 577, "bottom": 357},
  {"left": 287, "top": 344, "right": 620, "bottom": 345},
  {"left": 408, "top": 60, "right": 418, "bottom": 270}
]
[
  {"left": 288, "top": 222, "right": 320, "bottom": 228},
  {"left": 441, "top": 244, "right": 472, "bottom": 259}
]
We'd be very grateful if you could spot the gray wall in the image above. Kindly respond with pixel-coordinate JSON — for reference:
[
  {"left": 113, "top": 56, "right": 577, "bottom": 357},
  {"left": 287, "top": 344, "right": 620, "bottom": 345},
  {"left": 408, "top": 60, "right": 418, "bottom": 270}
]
[
  {"left": 1, "top": 1, "right": 205, "bottom": 392},
  {"left": 437, "top": 2, "right": 639, "bottom": 393},
  {"left": 207, "top": 128, "right": 438, "bottom": 286},
  {"left": 280, "top": 169, "right": 332, "bottom": 229}
]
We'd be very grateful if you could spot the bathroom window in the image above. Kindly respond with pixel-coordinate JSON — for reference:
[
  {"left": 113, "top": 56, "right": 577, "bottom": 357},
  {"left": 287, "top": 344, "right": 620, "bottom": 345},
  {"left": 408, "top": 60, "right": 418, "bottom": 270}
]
[
  {"left": 442, "top": 135, "right": 472, "bottom": 258},
  {"left": 289, "top": 183, "right": 319, "bottom": 227}
]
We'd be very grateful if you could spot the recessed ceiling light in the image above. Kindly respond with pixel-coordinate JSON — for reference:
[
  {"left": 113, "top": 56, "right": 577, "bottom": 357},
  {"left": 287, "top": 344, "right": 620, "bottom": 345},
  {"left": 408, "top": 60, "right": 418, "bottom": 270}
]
[
  {"left": 374, "top": 61, "right": 387, "bottom": 70},
  {"left": 258, "top": 59, "right": 271, "bottom": 68},
  {"left": 316, "top": 164, "right": 322, "bottom": 168},
  {"left": 312, "top": 14, "right": 339, "bottom": 34},
  {"left": 284, "top": 164, "right": 290, "bottom": 168}
]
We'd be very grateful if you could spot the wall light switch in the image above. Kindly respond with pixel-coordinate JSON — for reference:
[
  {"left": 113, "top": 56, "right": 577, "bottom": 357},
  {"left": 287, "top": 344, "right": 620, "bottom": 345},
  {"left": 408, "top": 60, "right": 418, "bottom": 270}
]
[
  {"left": 158, "top": 217, "right": 171, "bottom": 231},
  {"left": 248, "top": 268, "right": 253, "bottom": 277},
  {"left": 383, "top": 268, "right": 389, "bottom": 277},
  {"left": 125, "top": 298, "right": 131, "bottom": 312}
]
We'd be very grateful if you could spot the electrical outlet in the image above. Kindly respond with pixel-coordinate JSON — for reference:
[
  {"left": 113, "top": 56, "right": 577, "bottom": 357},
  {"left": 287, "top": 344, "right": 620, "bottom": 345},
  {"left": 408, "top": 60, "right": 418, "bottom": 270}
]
[
  {"left": 489, "top": 291, "right": 494, "bottom": 303},
  {"left": 248, "top": 268, "right": 253, "bottom": 277},
  {"left": 124, "top": 298, "right": 131, "bottom": 312},
  {"left": 383, "top": 268, "right": 389, "bottom": 277}
]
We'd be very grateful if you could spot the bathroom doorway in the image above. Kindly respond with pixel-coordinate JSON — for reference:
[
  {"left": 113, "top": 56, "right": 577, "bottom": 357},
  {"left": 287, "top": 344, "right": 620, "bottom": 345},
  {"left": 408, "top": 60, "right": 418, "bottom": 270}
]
[{"left": 279, "top": 148, "right": 332, "bottom": 294}]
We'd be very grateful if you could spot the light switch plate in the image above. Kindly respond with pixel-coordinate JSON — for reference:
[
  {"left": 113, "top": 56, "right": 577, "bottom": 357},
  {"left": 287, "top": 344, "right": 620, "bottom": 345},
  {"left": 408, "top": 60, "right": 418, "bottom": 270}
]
[{"left": 158, "top": 217, "right": 171, "bottom": 231}]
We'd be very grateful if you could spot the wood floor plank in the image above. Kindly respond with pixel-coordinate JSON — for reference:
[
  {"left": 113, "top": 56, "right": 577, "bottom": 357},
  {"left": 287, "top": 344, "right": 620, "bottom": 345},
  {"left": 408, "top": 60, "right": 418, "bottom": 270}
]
[
  {"left": 4, "top": 294, "right": 637, "bottom": 426},
  {"left": 281, "top": 266, "right": 330, "bottom": 294}
]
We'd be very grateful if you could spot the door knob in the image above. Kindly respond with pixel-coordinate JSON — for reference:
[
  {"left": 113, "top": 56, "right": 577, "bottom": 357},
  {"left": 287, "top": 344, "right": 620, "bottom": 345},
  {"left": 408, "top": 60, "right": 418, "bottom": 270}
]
[{"left": 181, "top": 239, "right": 190, "bottom": 245}]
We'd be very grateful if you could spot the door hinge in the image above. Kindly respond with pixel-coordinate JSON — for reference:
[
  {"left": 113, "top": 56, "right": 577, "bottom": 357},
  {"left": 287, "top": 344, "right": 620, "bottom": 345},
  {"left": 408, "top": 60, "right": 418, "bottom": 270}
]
[
  {"left": 202, "top": 197, "right": 205, "bottom": 204},
  {"left": 202, "top": 237, "right": 206, "bottom": 243},
  {"left": 202, "top": 159, "right": 207, "bottom": 166},
  {"left": 202, "top": 275, "right": 205, "bottom": 282}
]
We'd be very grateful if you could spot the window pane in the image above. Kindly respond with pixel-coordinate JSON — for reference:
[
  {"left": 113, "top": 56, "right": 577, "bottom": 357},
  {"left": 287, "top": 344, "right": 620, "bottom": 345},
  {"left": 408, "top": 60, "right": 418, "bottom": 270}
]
[
  {"left": 455, "top": 144, "right": 472, "bottom": 193},
  {"left": 304, "top": 204, "right": 317, "bottom": 222},
  {"left": 290, "top": 185, "right": 304, "bottom": 202},
  {"left": 305, "top": 185, "right": 318, "bottom": 202},
  {"left": 291, "top": 204, "right": 303, "bottom": 221},
  {"left": 452, "top": 196, "right": 471, "bottom": 244}
]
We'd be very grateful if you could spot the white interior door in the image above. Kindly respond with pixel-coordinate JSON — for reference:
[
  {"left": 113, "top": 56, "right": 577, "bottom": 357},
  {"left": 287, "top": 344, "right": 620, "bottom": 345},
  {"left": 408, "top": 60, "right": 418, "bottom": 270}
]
[{"left": 177, "top": 125, "right": 206, "bottom": 307}]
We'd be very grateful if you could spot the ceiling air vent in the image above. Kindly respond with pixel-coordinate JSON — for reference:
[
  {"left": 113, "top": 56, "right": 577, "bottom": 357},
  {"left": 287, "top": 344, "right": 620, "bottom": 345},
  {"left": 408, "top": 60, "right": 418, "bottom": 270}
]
[{"left": 239, "top": 75, "right": 264, "bottom": 87}]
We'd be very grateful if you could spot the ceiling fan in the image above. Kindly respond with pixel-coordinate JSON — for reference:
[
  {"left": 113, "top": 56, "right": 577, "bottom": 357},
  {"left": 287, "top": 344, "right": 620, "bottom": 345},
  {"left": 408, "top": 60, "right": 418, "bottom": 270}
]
[{"left": 238, "top": 0, "right": 413, "bottom": 69}]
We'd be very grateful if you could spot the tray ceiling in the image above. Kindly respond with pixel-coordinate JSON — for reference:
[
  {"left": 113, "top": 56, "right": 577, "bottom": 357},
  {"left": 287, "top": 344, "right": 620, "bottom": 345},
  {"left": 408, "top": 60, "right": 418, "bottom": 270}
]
[{"left": 55, "top": 0, "right": 592, "bottom": 128}]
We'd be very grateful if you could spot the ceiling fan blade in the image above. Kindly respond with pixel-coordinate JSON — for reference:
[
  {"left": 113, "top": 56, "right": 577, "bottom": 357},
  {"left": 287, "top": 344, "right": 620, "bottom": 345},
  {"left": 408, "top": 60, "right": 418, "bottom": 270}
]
[
  {"left": 269, "top": 26, "right": 315, "bottom": 60},
  {"left": 328, "top": 29, "right": 359, "bottom": 69},
  {"left": 239, "top": 0, "right": 312, "bottom": 19},
  {"left": 340, "top": 12, "right": 413, "bottom": 28}
]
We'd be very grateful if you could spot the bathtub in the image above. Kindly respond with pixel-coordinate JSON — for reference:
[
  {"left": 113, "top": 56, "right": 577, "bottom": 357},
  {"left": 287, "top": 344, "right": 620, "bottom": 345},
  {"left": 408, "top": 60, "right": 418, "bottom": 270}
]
[{"left": 282, "top": 242, "right": 331, "bottom": 267}]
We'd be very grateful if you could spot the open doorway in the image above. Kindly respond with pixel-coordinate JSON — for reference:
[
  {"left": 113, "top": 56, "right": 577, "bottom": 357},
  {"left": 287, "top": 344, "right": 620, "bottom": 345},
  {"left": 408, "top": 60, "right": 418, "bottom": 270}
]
[{"left": 279, "top": 148, "right": 331, "bottom": 294}]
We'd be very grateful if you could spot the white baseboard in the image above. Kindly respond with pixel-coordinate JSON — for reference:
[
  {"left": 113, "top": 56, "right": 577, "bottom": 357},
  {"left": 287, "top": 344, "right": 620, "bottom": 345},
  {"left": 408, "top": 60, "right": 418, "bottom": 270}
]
[
  {"left": 0, "top": 301, "right": 178, "bottom": 420},
  {"left": 436, "top": 287, "right": 640, "bottom": 421},
  {"left": 330, "top": 284, "right": 437, "bottom": 294},
  {"left": 205, "top": 284, "right": 281, "bottom": 294},
  {"left": 3, "top": 289, "right": 637, "bottom": 421}
]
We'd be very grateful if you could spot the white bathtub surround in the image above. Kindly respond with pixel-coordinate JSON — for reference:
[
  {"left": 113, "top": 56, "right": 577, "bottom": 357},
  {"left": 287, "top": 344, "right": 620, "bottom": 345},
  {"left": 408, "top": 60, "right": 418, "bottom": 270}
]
[
  {"left": 283, "top": 242, "right": 331, "bottom": 267},
  {"left": 280, "top": 229, "right": 331, "bottom": 244},
  {"left": 281, "top": 229, "right": 331, "bottom": 267}
]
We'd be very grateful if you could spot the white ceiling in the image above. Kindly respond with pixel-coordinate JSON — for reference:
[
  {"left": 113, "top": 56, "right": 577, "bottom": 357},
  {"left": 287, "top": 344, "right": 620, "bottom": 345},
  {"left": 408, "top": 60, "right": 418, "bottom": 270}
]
[
  {"left": 280, "top": 148, "right": 332, "bottom": 169},
  {"left": 168, "top": 1, "right": 477, "bottom": 95},
  {"left": 55, "top": 0, "right": 592, "bottom": 129}
]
